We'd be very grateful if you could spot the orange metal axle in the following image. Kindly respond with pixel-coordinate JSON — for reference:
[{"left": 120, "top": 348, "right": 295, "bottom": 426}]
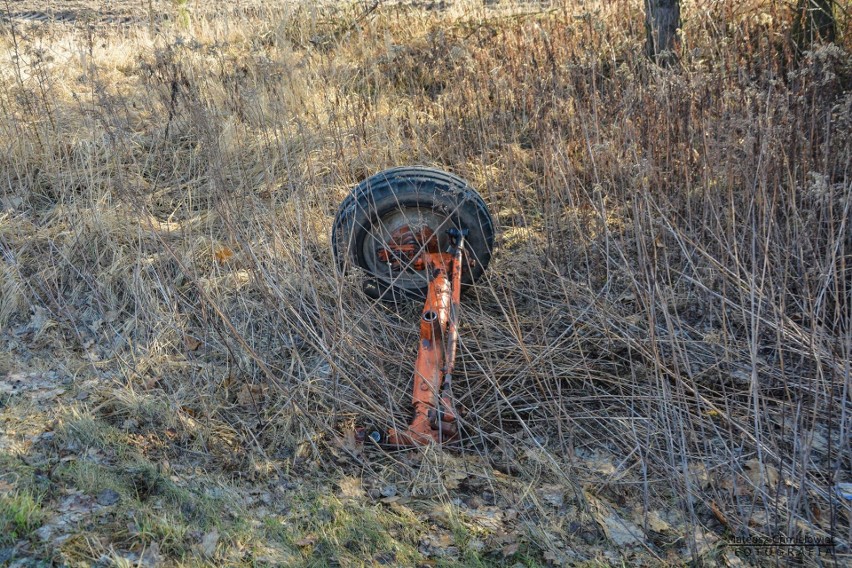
[{"left": 360, "top": 226, "right": 467, "bottom": 446}]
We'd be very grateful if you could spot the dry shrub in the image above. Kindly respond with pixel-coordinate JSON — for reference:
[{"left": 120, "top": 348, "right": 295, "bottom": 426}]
[{"left": 0, "top": 0, "right": 849, "bottom": 560}]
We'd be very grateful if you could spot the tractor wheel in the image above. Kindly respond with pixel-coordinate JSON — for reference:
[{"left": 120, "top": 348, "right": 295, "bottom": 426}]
[{"left": 332, "top": 166, "right": 494, "bottom": 300}]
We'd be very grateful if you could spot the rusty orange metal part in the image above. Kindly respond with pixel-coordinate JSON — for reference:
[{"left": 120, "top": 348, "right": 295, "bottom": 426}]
[{"left": 361, "top": 225, "right": 467, "bottom": 447}]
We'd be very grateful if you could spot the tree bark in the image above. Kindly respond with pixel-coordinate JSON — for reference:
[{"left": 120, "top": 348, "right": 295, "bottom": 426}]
[{"left": 645, "top": 0, "right": 681, "bottom": 66}]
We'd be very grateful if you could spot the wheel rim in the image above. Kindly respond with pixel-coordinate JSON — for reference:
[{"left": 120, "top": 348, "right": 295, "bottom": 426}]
[{"left": 361, "top": 205, "right": 455, "bottom": 294}]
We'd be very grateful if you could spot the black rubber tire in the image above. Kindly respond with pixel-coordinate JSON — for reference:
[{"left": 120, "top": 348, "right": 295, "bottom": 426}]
[{"left": 332, "top": 166, "right": 494, "bottom": 300}]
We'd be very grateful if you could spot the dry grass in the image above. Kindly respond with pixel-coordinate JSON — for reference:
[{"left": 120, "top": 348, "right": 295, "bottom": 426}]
[{"left": 0, "top": 0, "right": 850, "bottom": 565}]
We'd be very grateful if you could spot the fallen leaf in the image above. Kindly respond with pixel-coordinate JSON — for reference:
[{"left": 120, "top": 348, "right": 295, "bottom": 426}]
[
  {"left": 708, "top": 500, "right": 729, "bottom": 529},
  {"left": 744, "top": 458, "right": 779, "bottom": 488},
  {"left": 33, "top": 388, "right": 65, "bottom": 402},
  {"left": 214, "top": 246, "right": 234, "bottom": 264},
  {"left": 646, "top": 510, "right": 673, "bottom": 533},
  {"left": 467, "top": 506, "right": 503, "bottom": 530},
  {"left": 600, "top": 513, "right": 644, "bottom": 547},
  {"left": 691, "top": 527, "right": 719, "bottom": 556},
  {"left": 294, "top": 535, "right": 317, "bottom": 547},
  {"left": 139, "top": 542, "right": 163, "bottom": 568},
  {"left": 538, "top": 484, "right": 565, "bottom": 508},
  {"left": 237, "top": 384, "right": 266, "bottom": 406},
  {"left": 338, "top": 476, "right": 365, "bottom": 499},
  {"left": 501, "top": 542, "right": 519, "bottom": 557},
  {"left": 332, "top": 430, "right": 358, "bottom": 453},
  {"left": 443, "top": 471, "right": 467, "bottom": 489},
  {"left": 184, "top": 335, "right": 202, "bottom": 351},
  {"left": 200, "top": 529, "right": 219, "bottom": 557},
  {"left": 586, "top": 492, "right": 643, "bottom": 547},
  {"left": 97, "top": 489, "right": 120, "bottom": 506},
  {"left": 373, "top": 552, "right": 396, "bottom": 565}
]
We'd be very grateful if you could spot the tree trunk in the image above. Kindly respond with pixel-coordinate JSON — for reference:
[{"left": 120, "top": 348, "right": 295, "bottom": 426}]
[
  {"left": 793, "top": 0, "right": 836, "bottom": 52},
  {"left": 645, "top": 0, "right": 681, "bottom": 66}
]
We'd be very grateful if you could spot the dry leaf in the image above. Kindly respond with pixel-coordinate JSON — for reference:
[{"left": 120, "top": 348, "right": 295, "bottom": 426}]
[
  {"left": 646, "top": 510, "right": 673, "bottom": 533},
  {"left": 538, "top": 485, "right": 565, "bottom": 508},
  {"left": 443, "top": 471, "right": 467, "bottom": 489},
  {"left": 294, "top": 535, "right": 317, "bottom": 547},
  {"left": 199, "top": 529, "right": 219, "bottom": 557},
  {"left": 586, "top": 492, "right": 643, "bottom": 547},
  {"left": 332, "top": 430, "right": 358, "bottom": 453},
  {"left": 719, "top": 472, "right": 750, "bottom": 496},
  {"left": 184, "top": 335, "right": 202, "bottom": 351},
  {"left": 338, "top": 476, "right": 365, "bottom": 499},
  {"left": 139, "top": 542, "right": 163, "bottom": 568},
  {"left": 468, "top": 507, "right": 503, "bottom": 530},
  {"left": 691, "top": 527, "right": 720, "bottom": 555},
  {"left": 491, "top": 529, "right": 519, "bottom": 547},
  {"left": 744, "top": 458, "right": 779, "bottom": 488},
  {"left": 214, "top": 246, "right": 234, "bottom": 264},
  {"left": 426, "top": 505, "right": 453, "bottom": 526},
  {"left": 237, "top": 384, "right": 266, "bottom": 406},
  {"left": 708, "top": 500, "right": 729, "bottom": 528},
  {"left": 810, "top": 503, "right": 822, "bottom": 521},
  {"left": 689, "top": 462, "right": 710, "bottom": 489}
]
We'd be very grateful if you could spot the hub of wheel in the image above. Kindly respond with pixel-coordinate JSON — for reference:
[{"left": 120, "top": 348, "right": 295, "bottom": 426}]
[{"left": 375, "top": 225, "right": 439, "bottom": 272}]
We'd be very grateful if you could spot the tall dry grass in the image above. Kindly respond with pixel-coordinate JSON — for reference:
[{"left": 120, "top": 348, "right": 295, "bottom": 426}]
[{"left": 0, "top": 0, "right": 850, "bottom": 562}]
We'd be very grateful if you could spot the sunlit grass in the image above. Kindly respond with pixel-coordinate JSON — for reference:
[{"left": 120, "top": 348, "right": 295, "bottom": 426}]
[{"left": 0, "top": 0, "right": 849, "bottom": 565}]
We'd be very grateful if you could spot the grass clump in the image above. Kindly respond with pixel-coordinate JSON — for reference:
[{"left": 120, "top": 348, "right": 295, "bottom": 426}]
[{"left": 0, "top": 490, "right": 45, "bottom": 544}]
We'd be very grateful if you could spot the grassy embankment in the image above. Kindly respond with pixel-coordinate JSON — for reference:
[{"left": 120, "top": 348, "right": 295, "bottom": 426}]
[{"left": 0, "top": 0, "right": 850, "bottom": 565}]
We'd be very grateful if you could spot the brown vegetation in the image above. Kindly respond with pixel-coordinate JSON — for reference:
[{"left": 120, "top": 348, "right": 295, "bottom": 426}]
[{"left": 0, "top": 0, "right": 850, "bottom": 565}]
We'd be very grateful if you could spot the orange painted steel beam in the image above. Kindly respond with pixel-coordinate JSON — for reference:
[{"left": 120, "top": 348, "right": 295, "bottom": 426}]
[{"left": 364, "top": 226, "right": 466, "bottom": 447}]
